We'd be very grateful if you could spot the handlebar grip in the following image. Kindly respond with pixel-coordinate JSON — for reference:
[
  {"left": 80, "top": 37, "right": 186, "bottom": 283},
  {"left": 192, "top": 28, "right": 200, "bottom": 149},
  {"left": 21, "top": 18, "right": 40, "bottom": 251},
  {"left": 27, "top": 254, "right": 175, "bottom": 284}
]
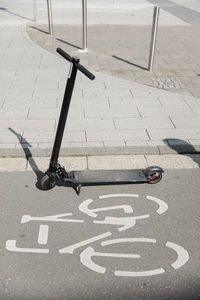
[
  {"left": 77, "top": 63, "right": 95, "bottom": 80},
  {"left": 56, "top": 48, "right": 72, "bottom": 62}
]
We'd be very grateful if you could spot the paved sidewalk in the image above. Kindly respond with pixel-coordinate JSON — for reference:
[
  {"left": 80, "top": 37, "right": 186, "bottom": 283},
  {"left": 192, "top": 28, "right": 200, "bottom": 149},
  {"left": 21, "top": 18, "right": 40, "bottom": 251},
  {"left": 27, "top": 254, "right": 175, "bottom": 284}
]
[
  {"left": 27, "top": 24, "right": 200, "bottom": 98},
  {"left": 1, "top": 7, "right": 200, "bottom": 156}
]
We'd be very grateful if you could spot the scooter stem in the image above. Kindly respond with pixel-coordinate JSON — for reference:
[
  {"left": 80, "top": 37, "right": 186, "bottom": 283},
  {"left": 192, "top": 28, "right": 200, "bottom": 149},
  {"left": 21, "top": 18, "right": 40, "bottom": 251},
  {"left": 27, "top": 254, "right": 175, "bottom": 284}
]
[{"left": 49, "top": 58, "right": 79, "bottom": 172}]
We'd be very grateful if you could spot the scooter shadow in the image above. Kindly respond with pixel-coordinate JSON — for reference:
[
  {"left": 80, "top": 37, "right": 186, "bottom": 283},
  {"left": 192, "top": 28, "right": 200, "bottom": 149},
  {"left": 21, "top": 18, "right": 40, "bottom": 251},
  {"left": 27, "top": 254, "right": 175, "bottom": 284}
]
[
  {"left": 163, "top": 138, "right": 200, "bottom": 167},
  {"left": 8, "top": 128, "right": 44, "bottom": 190}
]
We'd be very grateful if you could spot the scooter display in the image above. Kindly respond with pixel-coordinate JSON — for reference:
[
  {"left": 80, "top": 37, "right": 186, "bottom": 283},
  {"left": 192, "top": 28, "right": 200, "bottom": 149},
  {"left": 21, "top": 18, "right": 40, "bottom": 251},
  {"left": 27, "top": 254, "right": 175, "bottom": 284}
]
[{"left": 41, "top": 48, "right": 164, "bottom": 195}]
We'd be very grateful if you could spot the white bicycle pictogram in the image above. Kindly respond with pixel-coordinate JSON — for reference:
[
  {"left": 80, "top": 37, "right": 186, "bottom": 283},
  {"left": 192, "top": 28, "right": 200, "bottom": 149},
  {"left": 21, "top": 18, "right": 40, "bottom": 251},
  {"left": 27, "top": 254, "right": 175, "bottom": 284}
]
[{"left": 5, "top": 194, "right": 189, "bottom": 277}]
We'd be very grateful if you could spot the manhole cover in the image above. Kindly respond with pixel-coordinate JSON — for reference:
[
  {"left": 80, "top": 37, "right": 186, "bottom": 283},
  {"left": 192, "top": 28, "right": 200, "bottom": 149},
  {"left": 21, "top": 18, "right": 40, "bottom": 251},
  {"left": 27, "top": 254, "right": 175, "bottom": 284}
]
[{"left": 153, "top": 77, "right": 184, "bottom": 89}]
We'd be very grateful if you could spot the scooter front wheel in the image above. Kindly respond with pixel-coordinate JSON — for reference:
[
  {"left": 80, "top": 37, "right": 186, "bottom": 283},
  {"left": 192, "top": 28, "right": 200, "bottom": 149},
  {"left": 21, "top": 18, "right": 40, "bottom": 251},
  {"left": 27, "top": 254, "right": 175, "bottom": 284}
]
[
  {"left": 41, "top": 173, "right": 58, "bottom": 190},
  {"left": 144, "top": 166, "right": 163, "bottom": 184}
]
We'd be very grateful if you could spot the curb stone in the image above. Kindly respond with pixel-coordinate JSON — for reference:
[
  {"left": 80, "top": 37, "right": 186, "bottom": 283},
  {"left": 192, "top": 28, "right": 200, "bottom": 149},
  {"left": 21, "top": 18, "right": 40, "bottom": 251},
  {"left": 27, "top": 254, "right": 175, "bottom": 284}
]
[{"left": 0, "top": 154, "right": 199, "bottom": 172}]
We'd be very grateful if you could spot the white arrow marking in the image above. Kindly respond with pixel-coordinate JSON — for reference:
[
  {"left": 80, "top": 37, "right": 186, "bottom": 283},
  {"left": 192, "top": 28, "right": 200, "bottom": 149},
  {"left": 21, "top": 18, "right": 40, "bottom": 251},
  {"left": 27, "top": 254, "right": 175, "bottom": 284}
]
[
  {"left": 166, "top": 241, "right": 189, "bottom": 269},
  {"left": 21, "top": 213, "right": 84, "bottom": 224}
]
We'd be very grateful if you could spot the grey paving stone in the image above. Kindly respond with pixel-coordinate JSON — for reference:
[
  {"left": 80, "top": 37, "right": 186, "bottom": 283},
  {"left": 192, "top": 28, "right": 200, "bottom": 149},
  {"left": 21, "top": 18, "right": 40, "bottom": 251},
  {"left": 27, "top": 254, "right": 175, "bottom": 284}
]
[
  {"left": 0, "top": 131, "right": 23, "bottom": 143},
  {"left": 126, "top": 140, "right": 168, "bottom": 147},
  {"left": 82, "top": 98, "right": 110, "bottom": 109},
  {"left": 132, "top": 97, "right": 162, "bottom": 107},
  {"left": 108, "top": 97, "right": 136, "bottom": 107},
  {"left": 114, "top": 117, "right": 174, "bottom": 130},
  {"left": 0, "top": 120, "right": 55, "bottom": 131},
  {"left": 125, "top": 141, "right": 150, "bottom": 147},
  {"left": 104, "top": 141, "right": 125, "bottom": 147},
  {"left": 189, "top": 139, "right": 200, "bottom": 145},
  {"left": 145, "top": 154, "right": 199, "bottom": 169},
  {"left": 66, "top": 119, "right": 115, "bottom": 130},
  {"left": 33, "top": 90, "right": 66, "bottom": 100},
  {"left": 35, "top": 81, "right": 59, "bottom": 90},
  {"left": 86, "top": 129, "right": 149, "bottom": 142},
  {"left": 0, "top": 143, "right": 17, "bottom": 149},
  {"left": 138, "top": 106, "right": 195, "bottom": 117},
  {"left": 0, "top": 99, "right": 5, "bottom": 108},
  {"left": 0, "top": 70, "right": 16, "bottom": 78},
  {"left": 0, "top": 158, "right": 27, "bottom": 172},
  {"left": 130, "top": 89, "right": 171, "bottom": 98},
  {"left": 23, "top": 131, "right": 86, "bottom": 143},
  {"left": 84, "top": 107, "right": 139, "bottom": 118},
  {"left": 16, "top": 143, "right": 38, "bottom": 149},
  {"left": 9, "top": 81, "right": 37, "bottom": 90},
  {"left": 0, "top": 82, "right": 12, "bottom": 90},
  {"left": 171, "top": 117, "right": 200, "bottom": 128},
  {"left": 4, "top": 99, "right": 57, "bottom": 108},
  {"left": 82, "top": 141, "right": 104, "bottom": 147},
  {"left": 22, "top": 132, "right": 55, "bottom": 143},
  {"left": 67, "top": 108, "right": 85, "bottom": 118},
  {"left": 88, "top": 155, "right": 148, "bottom": 170},
  {"left": 4, "top": 90, "right": 34, "bottom": 99},
  {"left": 27, "top": 156, "right": 87, "bottom": 171},
  {"left": 0, "top": 108, "right": 28, "bottom": 119},
  {"left": 174, "top": 70, "right": 197, "bottom": 76},
  {"left": 55, "top": 142, "right": 83, "bottom": 148},
  {"left": 83, "top": 89, "right": 133, "bottom": 99},
  {"left": 158, "top": 97, "right": 189, "bottom": 106},
  {"left": 37, "top": 143, "right": 54, "bottom": 149},
  {"left": 62, "top": 130, "right": 86, "bottom": 143},
  {"left": 28, "top": 108, "right": 59, "bottom": 119},
  {"left": 148, "top": 129, "right": 200, "bottom": 140}
]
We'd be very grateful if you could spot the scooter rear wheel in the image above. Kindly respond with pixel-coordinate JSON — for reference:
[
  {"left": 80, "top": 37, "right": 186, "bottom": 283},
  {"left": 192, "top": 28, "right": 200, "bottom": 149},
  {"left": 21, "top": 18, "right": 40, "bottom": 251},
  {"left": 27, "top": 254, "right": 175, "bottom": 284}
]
[{"left": 41, "top": 173, "right": 58, "bottom": 190}]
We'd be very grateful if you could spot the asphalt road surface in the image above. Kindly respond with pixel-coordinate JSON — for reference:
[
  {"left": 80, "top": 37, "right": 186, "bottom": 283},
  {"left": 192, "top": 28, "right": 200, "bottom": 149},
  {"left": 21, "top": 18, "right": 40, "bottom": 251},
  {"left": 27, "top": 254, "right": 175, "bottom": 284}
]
[{"left": 0, "top": 169, "right": 199, "bottom": 300}]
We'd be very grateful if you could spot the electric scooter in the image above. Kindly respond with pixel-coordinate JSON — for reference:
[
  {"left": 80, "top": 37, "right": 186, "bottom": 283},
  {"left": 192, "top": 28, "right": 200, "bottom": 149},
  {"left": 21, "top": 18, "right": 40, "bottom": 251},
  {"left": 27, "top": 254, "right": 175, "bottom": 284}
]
[{"left": 41, "top": 48, "right": 164, "bottom": 195}]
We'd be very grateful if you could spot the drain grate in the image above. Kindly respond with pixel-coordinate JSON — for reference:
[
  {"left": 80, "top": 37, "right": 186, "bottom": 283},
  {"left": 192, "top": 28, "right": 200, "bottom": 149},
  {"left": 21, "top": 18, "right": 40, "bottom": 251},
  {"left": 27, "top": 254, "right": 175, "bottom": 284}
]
[{"left": 153, "top": 77, "right": 184, "bottom": 89}]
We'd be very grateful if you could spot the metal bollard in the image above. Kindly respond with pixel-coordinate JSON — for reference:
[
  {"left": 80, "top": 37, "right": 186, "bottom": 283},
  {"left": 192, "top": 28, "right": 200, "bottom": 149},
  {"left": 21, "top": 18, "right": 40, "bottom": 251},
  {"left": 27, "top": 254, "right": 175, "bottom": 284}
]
[
  {"left": 148, "top": 6, "right": 160, "bottom": 72},
  {"left": 47, "top": 0, "right": 53, "bottom": 36},
  {"left": 33, "top": 0, "right": 37, "bottom": 21},
  {"left": 82, "top": 0, "right": 88, "bottom": 51}
]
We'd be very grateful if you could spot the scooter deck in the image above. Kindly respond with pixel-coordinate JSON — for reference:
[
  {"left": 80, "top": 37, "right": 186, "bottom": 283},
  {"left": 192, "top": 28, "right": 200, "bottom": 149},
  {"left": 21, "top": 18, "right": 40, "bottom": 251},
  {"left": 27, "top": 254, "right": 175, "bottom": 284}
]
[{"left": 68, "top": 169, "right": 147, "bottom": 185}]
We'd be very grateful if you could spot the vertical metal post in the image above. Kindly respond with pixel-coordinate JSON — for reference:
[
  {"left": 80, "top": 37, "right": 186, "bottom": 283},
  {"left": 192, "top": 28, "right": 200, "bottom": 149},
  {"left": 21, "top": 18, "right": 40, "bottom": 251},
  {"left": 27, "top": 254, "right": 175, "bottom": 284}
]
[
  {"left": 82, "top": 0, "right": 88, "bottom": 51},
  {"left": 33, "top": 0, "right": 37, "bottom": 21},
  {"left": 47, "top": 0, "right": 53, "bottom": 36},
  {"left": 148, "top": 6, "right": 160, "bottom": 72}
]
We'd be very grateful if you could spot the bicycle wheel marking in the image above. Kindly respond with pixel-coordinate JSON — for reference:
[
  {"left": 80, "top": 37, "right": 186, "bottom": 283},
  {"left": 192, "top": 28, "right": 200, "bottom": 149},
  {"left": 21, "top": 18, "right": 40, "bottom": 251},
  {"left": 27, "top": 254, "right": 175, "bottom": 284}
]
[
  {"left": 146, "top": 195, "right": 168, "bottom": 214},
  {"left": 80, "top": 238, "right": 190, "bottom": 277},
  {"left": 80, "top": 246, "right": 141, "bottom": 274},
  {"left": 166, "top": 241, "right": 190, "bottom": 270},
  {"left": 115, "top": 268, "right": 165, "bottom": 277}
]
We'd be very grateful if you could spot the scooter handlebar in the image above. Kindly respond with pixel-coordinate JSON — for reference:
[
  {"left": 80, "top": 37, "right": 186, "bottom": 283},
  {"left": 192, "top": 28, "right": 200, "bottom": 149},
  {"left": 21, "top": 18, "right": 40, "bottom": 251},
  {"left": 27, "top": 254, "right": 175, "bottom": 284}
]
[
  {"left": 56, "top": 48, "right": 72, "bottom": 62},
  {"left": 76, "top": 63, "right": 95, "bottom": 80},
  {"left": 56, "top": 47, "right": 95, "bottom": 80}
]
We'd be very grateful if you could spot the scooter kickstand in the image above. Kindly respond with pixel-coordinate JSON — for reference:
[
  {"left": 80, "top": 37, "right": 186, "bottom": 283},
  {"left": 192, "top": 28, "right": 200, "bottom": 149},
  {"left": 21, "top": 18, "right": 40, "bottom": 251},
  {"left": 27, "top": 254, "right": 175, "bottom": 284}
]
[
  {"left": 71, "top": 182, "right": 82, "bottom": 195},
  {"left": 76, "top": 184, "right": 82, "bottom": 196},
  {"left": 63, "top": 177, "right": 82, "bottom": 195}
]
